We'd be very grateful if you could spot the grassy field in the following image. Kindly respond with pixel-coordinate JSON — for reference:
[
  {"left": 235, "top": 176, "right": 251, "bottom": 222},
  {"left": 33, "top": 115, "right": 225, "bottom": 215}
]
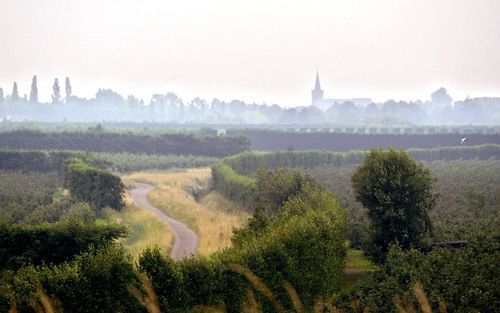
[
  {"left": 345, "top": 249, "right": 377, "bottom": 273},
  {"left": 342, "top": 248, "right": 377, "bottom": 290},
  {"left": 122, "top": 168, "right": 250, "bottom": 256},
  {"left": 103, "top": 192, "right": 173, "bottom": 259}
]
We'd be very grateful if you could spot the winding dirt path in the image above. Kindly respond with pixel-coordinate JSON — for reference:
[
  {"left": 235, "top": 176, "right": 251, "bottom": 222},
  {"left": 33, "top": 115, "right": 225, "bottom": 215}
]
[{"left": 129, "top": 183, "right": 198, "bottom": 260}]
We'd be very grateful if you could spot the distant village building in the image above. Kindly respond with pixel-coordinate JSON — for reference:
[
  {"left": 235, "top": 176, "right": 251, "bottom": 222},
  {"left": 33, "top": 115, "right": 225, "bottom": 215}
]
[{"left": 311, "top": 72, "right": 372, "bottom": 110}]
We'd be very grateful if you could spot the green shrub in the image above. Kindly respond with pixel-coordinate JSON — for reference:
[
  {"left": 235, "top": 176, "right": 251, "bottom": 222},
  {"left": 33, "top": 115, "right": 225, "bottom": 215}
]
[
  {"left": 0, "top": 244, "right": 144, "bottom": 313},
  {"left": 211, "top": 162, "right": 256, "bottom": 205},
  {"left": 0, "top": 222, "right": 127, "bottom": 270},
  {"left": 343, "top": 227, "right": 500, "bottom": 313},
  {"left": 64, "top": 159, "right": 125, "bottom": 211}
]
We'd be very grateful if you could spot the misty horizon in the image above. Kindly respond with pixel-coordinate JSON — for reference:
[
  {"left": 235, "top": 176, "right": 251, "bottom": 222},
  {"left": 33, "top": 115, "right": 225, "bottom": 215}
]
[
  {"left": 1, "top": 1, "right": 500, "bottom": 106},
  {"left": 1, "top": 73, "right": 499, "bottom": 126},
  {"left": 1, "top": 73, "right": 498, "bottom": 108}
]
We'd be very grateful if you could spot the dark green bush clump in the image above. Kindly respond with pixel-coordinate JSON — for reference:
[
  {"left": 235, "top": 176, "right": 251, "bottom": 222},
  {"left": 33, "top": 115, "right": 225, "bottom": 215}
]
[
  {"left": 64, "top": 159, "right": 125, "bottom": 211},
  {"left": 0, "top": 222, "right": 127, "bottom": 270},
  {"left": 340, "top": 227, "right": 500, "bottom": 313},
  {"left": 0, "top": 244, "right": 143, "bottom": 313}
]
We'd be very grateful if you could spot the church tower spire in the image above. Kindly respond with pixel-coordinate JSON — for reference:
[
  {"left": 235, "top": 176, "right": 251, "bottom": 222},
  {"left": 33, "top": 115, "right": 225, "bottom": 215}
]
[
  {"left": 314, "top": 72, "right": 321, "bottom": 90},
  {"left": 311, "top": 71, "right": 324, "bottom": 106}
]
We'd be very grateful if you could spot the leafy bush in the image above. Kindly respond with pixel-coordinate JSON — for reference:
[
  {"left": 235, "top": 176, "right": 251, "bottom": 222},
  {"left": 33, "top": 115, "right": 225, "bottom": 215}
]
[
  {"left": 0, "top": 222, "right": 127, "bottom": 270},
  {"left": 343, "top": 227, "right": 500, "bottom": 313},
  {"left": 211, "top": 162, "right": 256, "bottom": 205},
  {"left": 0, "top": 244, "right": 143, "bottom": 313},
  {"left": 64, "top": 159, "right": 125, "bottom": 211}
]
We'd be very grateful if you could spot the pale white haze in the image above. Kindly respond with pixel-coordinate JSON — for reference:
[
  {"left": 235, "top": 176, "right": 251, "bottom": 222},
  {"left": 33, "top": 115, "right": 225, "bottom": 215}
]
[{"left": 1, "top": 0, "right": 499, "bottom": 106}]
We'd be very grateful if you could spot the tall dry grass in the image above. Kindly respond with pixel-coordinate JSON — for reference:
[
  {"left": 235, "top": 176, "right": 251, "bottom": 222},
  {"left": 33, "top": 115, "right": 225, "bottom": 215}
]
[
  {"left": 8, "top": 285, "right": 61, "bottom": 313},
  {"left": 127, "top": 273, "right": 161, "bottom": 313},
  {"left": 393, "top": 282, "right": 448, "bottom": 313},
  {"left": 11, "top": 269, "right": 479, "bottom": 313},
  {"left": 123, "top": 169, "right": 249, "bottom": 256}
]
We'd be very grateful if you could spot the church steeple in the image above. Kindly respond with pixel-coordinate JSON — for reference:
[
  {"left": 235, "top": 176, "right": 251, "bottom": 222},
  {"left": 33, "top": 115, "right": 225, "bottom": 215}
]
[
  {"left": 314, "top": 72, "right": 321, "bottom": 90},
  {"left": 311, "top": 72, "right": 324, "bottom": 106}
]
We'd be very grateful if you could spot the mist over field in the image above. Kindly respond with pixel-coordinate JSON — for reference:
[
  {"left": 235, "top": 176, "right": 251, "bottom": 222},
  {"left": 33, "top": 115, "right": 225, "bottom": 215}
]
[{"left": 1, "top": 1, "right": 499, "bottom": 313}]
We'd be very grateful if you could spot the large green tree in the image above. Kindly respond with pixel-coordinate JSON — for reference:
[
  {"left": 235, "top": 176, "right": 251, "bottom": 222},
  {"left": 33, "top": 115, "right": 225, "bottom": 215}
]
[{"left": 351, "top": 148, "right": 436, "bottom": 263}]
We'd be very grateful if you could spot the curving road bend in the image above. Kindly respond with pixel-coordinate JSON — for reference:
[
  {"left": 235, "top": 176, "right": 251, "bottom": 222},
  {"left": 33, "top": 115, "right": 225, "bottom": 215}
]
[{"left": 129, "top": 183, "right": 198, "bottom": 260}]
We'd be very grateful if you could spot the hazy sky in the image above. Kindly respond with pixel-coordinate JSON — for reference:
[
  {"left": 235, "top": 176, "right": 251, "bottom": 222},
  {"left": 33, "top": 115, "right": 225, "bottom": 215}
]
[{"left": 1, "top": 0, "right": 499, "bottom": 106}]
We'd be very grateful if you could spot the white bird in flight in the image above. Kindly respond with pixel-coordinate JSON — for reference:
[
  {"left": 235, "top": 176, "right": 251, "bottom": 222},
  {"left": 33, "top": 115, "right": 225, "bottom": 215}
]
[{"left": 460, "top": 137, "right": 468, "bottom": 145}]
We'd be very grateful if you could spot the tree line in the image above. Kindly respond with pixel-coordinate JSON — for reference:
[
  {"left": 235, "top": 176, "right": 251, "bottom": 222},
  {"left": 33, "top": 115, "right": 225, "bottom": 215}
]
[
  {"left": 0, "top": 149, "right": 107, "bottom": 173},
  {"left": 2, "top": 76, "right": 499, "bottom": 125},
  {"left": 0, "top": 148, "right": 218, "bottom": 173},
  {"left": 226, "top": 129, "right": 500, "bottom": 151},
  {"left": 0, "top": 130, "right": 249, "bottom": 157},
  {"left": 212, "top": 144, "right": 500, "bottom": 204}
]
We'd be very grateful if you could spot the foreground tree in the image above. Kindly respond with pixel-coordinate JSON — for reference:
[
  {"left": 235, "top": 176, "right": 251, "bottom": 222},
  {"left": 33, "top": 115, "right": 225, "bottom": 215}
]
[{"left": 351, "top": 148, "right": 436, "bottom": 263}]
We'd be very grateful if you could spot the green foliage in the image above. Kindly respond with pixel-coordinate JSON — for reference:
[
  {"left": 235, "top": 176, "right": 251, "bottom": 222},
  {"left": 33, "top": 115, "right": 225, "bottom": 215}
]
[
  {"left": 221, "top": 208, "right": 346, "bottom": 311},
  {"left": 253, "top": 169, "right": 321, "bottom": 214},
  {"left": 0, "top": 129, "right": 250, "bottom": 157},
  {"left": 351, "top": 149, "right": 436, "bottom": 263},
  {"left": 220, "top": 145, "right": 500, "bottom": 178},
  {"left": 226, "top": 170, "right": 347, "bottom": 310},
  {"left": 211, "top": 162, "right": 257, "bottom": 205},
  {"left": 0, "top": 171, "right": 96, "bottom": 225},
  {"left": 345, "top": 227, "right": 500, "bottom": 313},
  {"left": 308, "top": 159, "right": 500, "bottom": 247},
  {"left": 0, "top": 222, "right": 127, "bottom": 270},
  {"left": 138, "top": 205, "right": 347, "bottom": 313},
  {"left": 1, "top": 147, "right": 218, "bottom": 173},
  {"left": 55, "top": 245, "right": 141, "bottom": 313},
  {"left": 99, "top": 152, "right": 218, "bottom": 172},
  {"left": 137, "top": 248, "right": 185, "bottom": 311},
  {"left": 0, "top": 148, "right": 108, "bottom": 173},
  {"left": 232, "top": 169, "right": 337, "bottom": 245},
  {"left": 0, "top": 171, "right": 61, "bottom": 224},
  {"left": 64, "top": 159, "right": 125, "bottom": 211},
  {"left": 138, "top": 170, "right": 347, "bottom": 313},
  {"left": 226, "top": 128, "right": 500, "bottom": 152},
  {"left": 0, "top": 244, "right": 143, "bottom": 313},
  {"left": 213, "top": 145, "right": 500, "bottom": 207},
  {"left": 222, "top": 150, "right": 365, "bottom": 176}
]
